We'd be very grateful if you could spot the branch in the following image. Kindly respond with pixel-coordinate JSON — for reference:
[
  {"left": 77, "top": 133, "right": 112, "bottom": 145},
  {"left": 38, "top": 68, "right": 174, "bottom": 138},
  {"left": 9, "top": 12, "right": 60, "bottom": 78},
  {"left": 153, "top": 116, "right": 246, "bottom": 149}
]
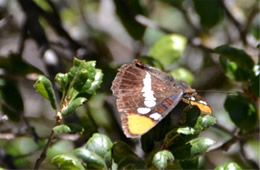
[
  {"left": 209, "top": 128, "right": 259, "bottom": 152},
  {"left": 0, "top": 99, "right": 39, "bottom": 142},
  {"left": 34, "top": 112, "right": 62, "bottom": 170},
  {"left": 219, "top": 0, "right": 246, "bottom": 45}
]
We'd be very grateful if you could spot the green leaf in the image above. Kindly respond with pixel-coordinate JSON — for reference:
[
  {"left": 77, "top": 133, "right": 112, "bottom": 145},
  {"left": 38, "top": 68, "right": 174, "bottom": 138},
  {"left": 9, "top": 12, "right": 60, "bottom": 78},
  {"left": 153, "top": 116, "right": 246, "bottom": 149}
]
[
  {"left": 74, "top": 148, "right": 107, "bottom": 169},
  {"left": 85, "top": 133, "right": 113, "bottom": 159},
  {"left": 34, "top": 75, "right": 57, "bottom": 110},
  {"left": 56, "top": 58, "right": 103, "bottom": 103},
  {"left": 112, "top": 141, "right": 145, "bottom": 169},
  {"left": 215, "top": 162, "right": 242, "bottom": 170},
  {"left": 215, "top": 45, "right": 255, "bottom": 70},
  {"left": 170, "top": 67, "right": 194, "bottom": 85},
  {"left": 85, "top": 69, "right": 103, "bottom": 94},
  {"left": 194, "top": 115, "right": 216, "bottom": 134},
  {"left": 5, "top": 137, "right": 38, "bottom": 156},
  {"left": 250, "top": 74, "right": 260, "bottom": 97},
  {"left": 177, "top": 127, "right": 195, "bottom": 135},
  {"left": 52, "top": 154, "right": 85, "bottom": 170},
  {"left": 194, "top": 0, "right": 223, "bottom": 28},
  {"left": 224, "top": 94, "right": 257, "bottom": 131},
  {"left": 0, "top": 79, "right": 23, "bottom": 121},
  {"left": 61, "top": 97, "right": 87, "bottom": 116},
  {"left": 53, "top": 125, "right": 72, "bottom": 133},
  {"left": 113, "top": 0, "right": 146, "bottom": 40},
  {"left": 112, "top": 141, "right": 135, "bottom": 164},
  {"left": 149, "top": 34, "right": 187, "bottom": 67},
  {"left": 55, "top": 73, "right": 69, "bottom": 93},
  {"left": 188, "top": 137, "right": 215, "bottom": 156},
  {"left": 53, "top": 124, "right": 84, "bottom": 134},
  {"left": 117, "top": 155, "right": 146, "bottom": 169},
  {"left": 171, "top": 137, "right": 215, "bottom": 159},
  {"left": 152, "top": 150, "right": 175, "bottom": 169},
  {"left": 219, "top": 56, "right": 251, "bottom": 81}
]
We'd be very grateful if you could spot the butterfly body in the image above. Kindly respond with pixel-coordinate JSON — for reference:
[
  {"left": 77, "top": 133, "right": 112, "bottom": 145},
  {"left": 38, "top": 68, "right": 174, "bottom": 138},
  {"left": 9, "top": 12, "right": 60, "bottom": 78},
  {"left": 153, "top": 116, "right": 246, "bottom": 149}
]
[{"left": 111, "top": 60, "right": 212, "bottom": 138}]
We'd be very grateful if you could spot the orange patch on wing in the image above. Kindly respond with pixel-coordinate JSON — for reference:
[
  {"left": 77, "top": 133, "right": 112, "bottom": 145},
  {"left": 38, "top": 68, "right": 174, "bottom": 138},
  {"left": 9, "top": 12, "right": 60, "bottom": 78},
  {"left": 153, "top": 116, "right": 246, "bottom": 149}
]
[
  {"left": 127, "top": 114, "right": 155, "bottom": 135},
  {"left": 166, "top": 98, "right": 174, "bottom": 105},
  {"left": 157, "top": 105, "right": 165, "bottom": 113},
  {"left": 190, "top": 101, "right": 212, "bottom": 114}
]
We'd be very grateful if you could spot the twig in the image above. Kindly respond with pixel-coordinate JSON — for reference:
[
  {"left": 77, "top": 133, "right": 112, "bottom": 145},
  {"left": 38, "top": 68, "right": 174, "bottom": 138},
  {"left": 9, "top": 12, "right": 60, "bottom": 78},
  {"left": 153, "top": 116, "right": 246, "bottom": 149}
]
[
  {"left": 213, "top": 123, "right": 234, "bottom": 136},
  {"left": 135, "top": 15, "right": 174, "bottom": 34},
  {"left": 242, "top": 4, "right": 259, "bottom": 40},
  {"left": 174, "top": 5, "right": 200, "bottom": 35},
  {"left": 209, "top": 128, "right": 259, "bottom": 152},
  {"left": 219, "top": 0, "right": 246, "bottom": 45},
  {"left": 34, "top": 112, "right": 62, "bottom": 170},
  {"left": 0, "top": 99, "right": 39, "bottom": 142}
]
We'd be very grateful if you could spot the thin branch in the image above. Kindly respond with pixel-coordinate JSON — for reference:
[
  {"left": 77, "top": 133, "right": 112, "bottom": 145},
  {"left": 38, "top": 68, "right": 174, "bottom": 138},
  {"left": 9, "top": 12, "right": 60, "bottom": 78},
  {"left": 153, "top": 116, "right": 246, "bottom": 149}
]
[
  {"left": 213, "top": 123, "right": 234, "bottom": 136},
  {"left": 219, "top": 0, "right": 246, "bottom": 45},
  {"left": 209, "top": 128, "right": 259, "bottom": 152},
  {"left": 135, "top": 15, "right": 174, "bottom": 34},
  {"left": 242, "top": 4, "right": 259, "bottom": 39},
  {"left": 0, "top": 99, "right": 39, "bottom": 142},
  {"left": 174, "top": 5, "right": 200, "bottom": 35},
  {"left": 34, "top": 112, "right": 62, "bottom": 170}
]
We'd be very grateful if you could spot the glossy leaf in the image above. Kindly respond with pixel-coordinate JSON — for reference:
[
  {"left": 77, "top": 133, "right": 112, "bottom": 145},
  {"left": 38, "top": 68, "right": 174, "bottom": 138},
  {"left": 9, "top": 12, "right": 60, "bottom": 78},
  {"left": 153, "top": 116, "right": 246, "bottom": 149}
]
[
  {"left": 194, "top": 0, "right": 223, "bottom": 28},
  {"left": 117, "top": 155, "right": 146, "bottom": 169},
  {"left": 56, "top": 58, "right": 103, "bottom": 102},
  {"left": 177, "top": 127, "right": 195, "bottom": 135},
  {"left": 171, "top": 137, "right": 215, "bottom": 159},
  {"left": 152, "top": 150, "right": 174, "bottom": 169},
  {"left": 149, "top": 34, "right": 187, "bottom": 67},
  {"left": 188, "top": 137, "right": 215, "bottom": 156},
  {"left": 170, "top": 67, "right": 194, "bottom": 85},
  {"left": 52, "top": 154, "right": 85, "bottom": 170},
  {"left": 53, "top": 125, "right": 71, "bottom": 133},
  {"left": 215, "top": 45, "right": 254, "bottom": 70},
  {"left": 215, "top": 161, "right": 242, "bottom": 170},
  {"left": 219, "top": 56, "right": 251, "bottom": 81},
  {"left": 0, "top": 79, "right": 23, "bottom": 121},
  {"left": 250, "top": 74, "right": 260, "bottom": 97},
  {"left": 113, "top": 0, "right": 146, "bottom": 40},
  {"left": 112, "top": 141, "right": 145, "bottom": 169},
  {"left": 34, "top": 75, "right": 57, "bottom": 110},
  {"left": 112, "top": 141, "right": 135, "bottom": 164},
  {"left": 194, "top": 115, "right": 216, "bottom": 134},
  {"left": 61, "top": 97, "right": 87, "bottom": 116},
  {"left": 224, "top": 94, "right": 257, "bottom": 131},
  {"left": 74, "top": 148, "right": 107, "bottom": 169},
  {"left": 85, "top": 133, "right": 113, "bottom": 159}
]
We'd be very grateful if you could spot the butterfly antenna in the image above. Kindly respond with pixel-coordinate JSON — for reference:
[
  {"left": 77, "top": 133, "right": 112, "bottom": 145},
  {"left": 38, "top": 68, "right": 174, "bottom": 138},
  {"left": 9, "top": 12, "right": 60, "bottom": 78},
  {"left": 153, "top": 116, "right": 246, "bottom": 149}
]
[{"left": 196, "top": 90, "right": 242, "bottom": 95}]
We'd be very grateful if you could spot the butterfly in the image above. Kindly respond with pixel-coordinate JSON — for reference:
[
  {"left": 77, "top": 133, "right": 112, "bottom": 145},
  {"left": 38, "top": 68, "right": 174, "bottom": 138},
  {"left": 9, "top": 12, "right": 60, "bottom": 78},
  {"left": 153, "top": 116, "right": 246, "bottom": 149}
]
[{"left": 111, "top": 60, "right": 212, "bottom": 138}]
